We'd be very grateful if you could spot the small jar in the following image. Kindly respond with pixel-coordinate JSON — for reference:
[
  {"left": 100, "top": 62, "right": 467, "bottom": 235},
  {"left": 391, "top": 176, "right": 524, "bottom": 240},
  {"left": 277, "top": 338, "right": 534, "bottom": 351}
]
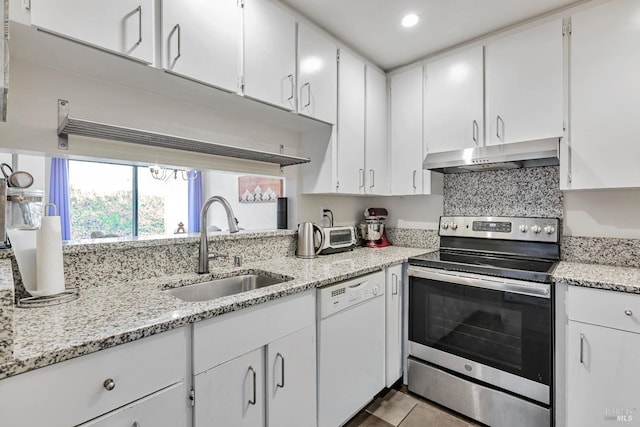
[{"left": 6, "top": 188, "right": 44, "bottom": 229}]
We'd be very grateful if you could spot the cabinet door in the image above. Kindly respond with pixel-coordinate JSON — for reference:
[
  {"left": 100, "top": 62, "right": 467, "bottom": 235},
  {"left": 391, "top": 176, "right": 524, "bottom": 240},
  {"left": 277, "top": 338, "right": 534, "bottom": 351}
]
[
  {"left": 566, "top": 0, "right": 640, "bottom": 189},
  {"left": 244, "top": 0, "right": 296, "bottom": 111},
  {"left": 267, "top": 326, "right": 317, "bottom": 427},
  {"left": 425, "top": 46, "right": 483, "bottom": 153},
  {"left": 337, "top": 49, "right": 365, "bottom": 194},
  {"left": 390, "top": 66, "right": 424, "bottom": 195},
  {"left": 162, "top": 0, "right": 240, "bottom": 92},
  {"left": 30, "top": 0, "right": 155, "bottom": 64},
  {"left": 194, "top": 348, "right": 265, "bottom": 427},
  {"left": 385, "top": 264, "right": 403, "bottom": 387},
  {"left": 298, "top": 23, "right": 337, "bottom": 124},
  {"left": 486, "top": 19, "right": 563, "bottom": 145},
  {"left": 79, "top": 383, "right": 188, "bottom": 427},
  {"left": 365, "top": 66, "right": 389, "bottom": 195},
  {"left": 567, "top": 321, "right": 640, "bottom": 426}
]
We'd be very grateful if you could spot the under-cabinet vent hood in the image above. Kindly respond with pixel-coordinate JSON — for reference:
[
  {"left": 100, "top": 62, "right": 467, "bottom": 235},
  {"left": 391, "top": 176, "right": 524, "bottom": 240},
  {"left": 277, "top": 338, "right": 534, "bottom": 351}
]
[{"left": 423, "top": 138, "right": 560, "bottom": 174}]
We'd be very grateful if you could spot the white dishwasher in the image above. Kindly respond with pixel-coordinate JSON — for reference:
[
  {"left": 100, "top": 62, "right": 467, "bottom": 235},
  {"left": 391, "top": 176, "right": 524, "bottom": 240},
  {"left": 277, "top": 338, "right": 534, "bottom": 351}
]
[{"left": 317, "top": 271, "right": 386, "bottom": 427}]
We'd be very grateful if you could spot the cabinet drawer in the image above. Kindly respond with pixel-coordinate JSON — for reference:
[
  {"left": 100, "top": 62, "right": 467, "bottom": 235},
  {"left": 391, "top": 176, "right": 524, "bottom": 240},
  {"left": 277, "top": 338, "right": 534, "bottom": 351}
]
[
  {"left": 0, "top": 327, "right": 188, "bottom": 427},
  {"left": 567, "top": 286, "right": 640, "bottom": 333},
  {"left": 193, "top": 291, "right": 315, "bottom": 373},
  {"left": 80, "top": 382, "right": 188, "bottom": 427}
]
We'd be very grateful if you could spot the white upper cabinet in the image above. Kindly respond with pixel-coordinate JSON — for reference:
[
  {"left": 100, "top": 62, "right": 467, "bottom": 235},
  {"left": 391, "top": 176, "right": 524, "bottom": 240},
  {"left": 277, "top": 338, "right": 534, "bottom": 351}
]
[
  {"left": 298, "top": 23, "right": 337, "bottom": 124},
  {"left": 337, "top": 48, "right": 366, "bottom": 194},
  {"left": 485, "top": 19, "right": 563, "bottom": 145},
  {"left": 565, "top": 0, "right": 640, "bottom": 190},
  {"left": 424, "top": 46, "right": 483, "bottom": 153},
  {"left": 390, "top": 66, "right": 424, "bottom": 195},
  {"left": 30, "top": 0, "right": 155, "bottom": 64},
  {"left": 244, "top": 0, "right": 296, "bottom": 111},
  {"left": 161, "top": 0, "right": 240, "bottom": 93},
  {"left": 365, "top": 66, "right": 389, "bottom": 195}
]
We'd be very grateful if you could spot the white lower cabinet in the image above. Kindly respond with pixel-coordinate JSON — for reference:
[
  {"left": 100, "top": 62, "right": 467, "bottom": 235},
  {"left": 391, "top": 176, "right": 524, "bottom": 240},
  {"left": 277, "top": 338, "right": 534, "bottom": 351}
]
[
  {"left": 80, "top": 382, "right": 188, "bottom": 427},
  {"left": 0, "top": 327, "right": 189, "bottom": 427},
  {"left": 195, "top": 348, "right": 266, "bottom": 427},
  {"left": 192, "top": 291, "right": 316, "bottom": 427},
  {"left": 566, "top": 286, "right": 640, "bottom": 426},
  {"left": 385, "top": 264, "right": 403, "bottom": 387}
]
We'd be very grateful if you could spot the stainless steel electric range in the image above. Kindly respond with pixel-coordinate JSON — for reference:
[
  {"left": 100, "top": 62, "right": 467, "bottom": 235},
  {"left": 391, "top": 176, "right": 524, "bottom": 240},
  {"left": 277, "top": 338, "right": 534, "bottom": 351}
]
[{"left": 407, "top": 216, "right": 559, "bottom": 427}]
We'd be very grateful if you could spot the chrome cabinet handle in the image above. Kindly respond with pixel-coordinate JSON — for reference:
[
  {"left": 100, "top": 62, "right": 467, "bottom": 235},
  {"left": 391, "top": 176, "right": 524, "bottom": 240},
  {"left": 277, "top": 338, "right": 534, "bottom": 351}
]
[
  {"left": 359, "top": 169, "right": 365, "bottom": 188},
  {"left": 135, "top": 6, "right": 142, "bottom": 47},
  {"left": 625, "top": 309, "right": 633, "bottom": 316},
  {"left": 287, "top": 75, "right": 294, "bottom": 101},
  {"left": 579, "top": 333, "right": 585, "bottom": 364},
  {"left": 496, "top": 115, "right": 504, "bottom": 141},
  {"left": 392, "top": 273, "right": 398, "bottom": 295},
  {"left": 369, "top": 170, "right": 375, "bottom": 188},
  {"left": 412, "top": 170, "right": 417, "bottom": 189},
  {"left": 301, "top": 83, "right": 311, "bottom": 108},
  {"left": 103, "top": 378, "right": 115, "bottom": 391},
  {"left": 276, "top": 353, "right": 285, "bottom": 388},
  {"left": 248, "top": 366, "right": 256, "bottom": 405},
  {"left": 171, "top": 24, "right": 181, "bottom": 62},
  {"left": 472, "top": 120, "right": 479, "bottom": 145}
]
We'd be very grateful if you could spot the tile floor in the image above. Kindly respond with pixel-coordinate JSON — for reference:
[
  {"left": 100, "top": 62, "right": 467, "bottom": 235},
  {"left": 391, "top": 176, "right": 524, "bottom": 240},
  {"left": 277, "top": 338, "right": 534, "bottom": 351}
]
[{"left": 344, "top": 388, "right": 483, "bottom": 427}]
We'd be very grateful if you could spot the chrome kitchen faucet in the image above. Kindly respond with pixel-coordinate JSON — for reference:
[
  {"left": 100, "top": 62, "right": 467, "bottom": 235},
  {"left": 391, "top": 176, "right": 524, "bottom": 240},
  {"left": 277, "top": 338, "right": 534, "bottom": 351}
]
[{"left": 198, "top": 196, "right": 240, "bottom": 274}]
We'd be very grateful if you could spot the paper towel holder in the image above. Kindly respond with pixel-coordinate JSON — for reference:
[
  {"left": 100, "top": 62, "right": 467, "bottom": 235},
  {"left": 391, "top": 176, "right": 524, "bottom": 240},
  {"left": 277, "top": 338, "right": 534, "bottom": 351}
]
[
  {"left": 44, "top": 202, "right": 57, "bottom": 217},
  {"left": 17, "top": 288, "right": 80, "bottom": 308}
]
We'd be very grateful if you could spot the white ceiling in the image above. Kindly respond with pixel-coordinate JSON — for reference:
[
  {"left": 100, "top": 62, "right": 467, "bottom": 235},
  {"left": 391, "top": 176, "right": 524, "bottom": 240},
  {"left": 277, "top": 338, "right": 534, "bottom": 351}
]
[{"left": 281, "top": 0, "right": 582, "bottom": 71}]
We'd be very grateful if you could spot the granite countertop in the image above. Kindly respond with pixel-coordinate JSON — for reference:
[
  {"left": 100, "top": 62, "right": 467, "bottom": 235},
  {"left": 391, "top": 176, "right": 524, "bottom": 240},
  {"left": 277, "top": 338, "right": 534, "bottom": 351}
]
[
  {"left": 553, "top": 261, "right": 640, "bottom": 294},
  {"left": 0, "top": 246, "right": 430, "bottom": 380}
]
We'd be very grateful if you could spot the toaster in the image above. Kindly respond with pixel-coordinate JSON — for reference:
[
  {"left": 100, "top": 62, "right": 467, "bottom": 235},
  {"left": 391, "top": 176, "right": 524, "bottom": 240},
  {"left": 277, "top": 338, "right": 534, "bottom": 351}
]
[{"left": 318, "top": 226, "right": 357, "bottom": 255}]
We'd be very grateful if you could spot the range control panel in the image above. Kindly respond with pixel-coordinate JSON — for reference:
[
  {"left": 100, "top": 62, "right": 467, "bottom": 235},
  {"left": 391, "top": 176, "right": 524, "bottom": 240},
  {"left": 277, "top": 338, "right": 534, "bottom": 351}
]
[{"left": 439, "top": 216, "right": 559, "bottom": 243}]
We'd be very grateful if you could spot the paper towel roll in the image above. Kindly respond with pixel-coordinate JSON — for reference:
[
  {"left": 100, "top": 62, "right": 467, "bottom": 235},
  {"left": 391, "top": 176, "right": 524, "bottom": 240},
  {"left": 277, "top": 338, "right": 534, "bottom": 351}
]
[
  {"left": 35, "top": 216, "right": 66, "bottom": 296},
  {"left": 7, "top": 228, "right": 38, "bottom": 295}
]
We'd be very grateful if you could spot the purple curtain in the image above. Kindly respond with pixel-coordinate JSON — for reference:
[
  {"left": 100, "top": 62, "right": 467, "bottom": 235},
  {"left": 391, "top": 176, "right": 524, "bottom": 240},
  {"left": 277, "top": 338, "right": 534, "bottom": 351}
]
[
  {"left": 49, "top": 158, "right": 71, "bottom": 240},
  {"left": 188, "top": 171, "right": 203, "bottom": 233}
]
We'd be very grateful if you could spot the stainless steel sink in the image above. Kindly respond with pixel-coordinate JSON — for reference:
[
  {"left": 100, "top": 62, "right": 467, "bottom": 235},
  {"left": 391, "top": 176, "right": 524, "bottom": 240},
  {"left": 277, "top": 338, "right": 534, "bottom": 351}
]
[{"left": 164, "top": 274, "right": 287, "bottom": 302}]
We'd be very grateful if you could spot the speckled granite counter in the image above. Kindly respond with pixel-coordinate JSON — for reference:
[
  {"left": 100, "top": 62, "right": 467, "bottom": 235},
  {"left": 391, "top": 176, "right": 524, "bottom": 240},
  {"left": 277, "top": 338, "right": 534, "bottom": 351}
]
[
  {"left": 553, "top": 261, "right": 640, "bottom": 294},
  {"left": 0, "top": 246, "right": 430, "bottom": 380},
  {"left": 0, "top": 259, "right": 13, "bottom": 366}
]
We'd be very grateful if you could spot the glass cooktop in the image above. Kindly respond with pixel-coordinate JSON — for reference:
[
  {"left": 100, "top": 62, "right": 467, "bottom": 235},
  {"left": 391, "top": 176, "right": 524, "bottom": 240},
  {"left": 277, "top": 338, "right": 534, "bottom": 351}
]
[{"left": 408, "top": 250, "right": 557, "bottom": 284}]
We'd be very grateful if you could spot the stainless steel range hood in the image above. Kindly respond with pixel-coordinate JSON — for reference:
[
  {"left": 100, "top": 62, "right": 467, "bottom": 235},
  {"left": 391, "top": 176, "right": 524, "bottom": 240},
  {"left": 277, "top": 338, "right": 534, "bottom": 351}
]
[{"left": 423, "top": 138, "right": 560, "bottom": 174}]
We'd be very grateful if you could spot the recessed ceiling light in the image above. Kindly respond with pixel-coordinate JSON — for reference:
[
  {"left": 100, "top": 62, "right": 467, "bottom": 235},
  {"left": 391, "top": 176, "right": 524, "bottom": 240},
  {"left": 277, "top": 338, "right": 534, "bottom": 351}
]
[{"left": 401, "top": 13, "right": 420, "bottom": 28}]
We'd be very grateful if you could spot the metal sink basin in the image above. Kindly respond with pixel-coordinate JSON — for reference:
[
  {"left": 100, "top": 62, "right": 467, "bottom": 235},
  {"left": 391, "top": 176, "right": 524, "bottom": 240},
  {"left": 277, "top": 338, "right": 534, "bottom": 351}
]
[{"left": 164, "top": 273, "right": 288, "bottom": 302}]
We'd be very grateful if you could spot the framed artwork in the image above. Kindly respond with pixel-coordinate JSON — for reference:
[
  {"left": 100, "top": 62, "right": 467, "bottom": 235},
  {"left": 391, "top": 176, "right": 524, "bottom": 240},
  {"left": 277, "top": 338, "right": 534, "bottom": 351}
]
[{"left": 238, "top": 176, "right": 283, "bottom": 203}]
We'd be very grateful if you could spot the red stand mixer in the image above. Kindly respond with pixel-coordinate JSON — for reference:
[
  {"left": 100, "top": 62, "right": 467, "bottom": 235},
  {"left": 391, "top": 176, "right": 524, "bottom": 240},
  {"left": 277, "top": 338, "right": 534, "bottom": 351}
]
[{"left": 359, "top": 208, "right": 391, "bottom": 248}]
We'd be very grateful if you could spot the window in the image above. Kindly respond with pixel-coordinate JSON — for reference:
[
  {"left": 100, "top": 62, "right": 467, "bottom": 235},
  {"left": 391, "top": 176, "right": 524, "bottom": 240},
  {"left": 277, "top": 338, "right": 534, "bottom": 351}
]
[{"left": 68, "top": 160, "right": 189, "bottom": 240}]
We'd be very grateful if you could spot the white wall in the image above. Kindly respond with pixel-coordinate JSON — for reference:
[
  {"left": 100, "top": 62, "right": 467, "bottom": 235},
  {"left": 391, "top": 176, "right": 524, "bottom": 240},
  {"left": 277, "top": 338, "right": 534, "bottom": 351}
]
[
  {"left": 202, "top": 170, "right": 282, "bottom": 231},
  {"left": 563, "top": 189, "right": 640, "bottom": 238}
]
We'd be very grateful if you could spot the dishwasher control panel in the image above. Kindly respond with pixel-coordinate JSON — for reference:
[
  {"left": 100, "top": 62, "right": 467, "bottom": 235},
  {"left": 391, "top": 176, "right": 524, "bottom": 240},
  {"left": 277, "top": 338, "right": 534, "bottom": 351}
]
[{"left": 318, "top": 271, "right": 385, "bottom": 319}]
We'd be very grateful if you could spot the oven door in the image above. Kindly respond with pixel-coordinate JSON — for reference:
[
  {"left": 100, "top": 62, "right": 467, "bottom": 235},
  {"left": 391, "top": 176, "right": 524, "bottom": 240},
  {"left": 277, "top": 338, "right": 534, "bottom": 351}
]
[{"left": 407, "top": 266, "right": 551, "bottom": 405}]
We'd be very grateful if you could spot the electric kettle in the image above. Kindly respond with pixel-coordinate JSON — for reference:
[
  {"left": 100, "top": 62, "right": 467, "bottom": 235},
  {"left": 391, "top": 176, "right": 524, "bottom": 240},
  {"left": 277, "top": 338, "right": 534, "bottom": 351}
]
[{"left": 296, "top": 222, "right": 324, "bottom": 258}]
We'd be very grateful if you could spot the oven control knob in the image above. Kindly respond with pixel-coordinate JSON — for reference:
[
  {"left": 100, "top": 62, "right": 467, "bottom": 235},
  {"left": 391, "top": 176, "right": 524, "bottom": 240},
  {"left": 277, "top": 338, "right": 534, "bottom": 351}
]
[
  {"left": 442, "top": 222, "right": 449, "bottom": 230},
  {"left": 531, "top": 225, "right": 542, "bottom": 234},
  {"left": 519, "top": 224, "right": 528, "bottom": 233},
  {"left": 544, "top": 225, "right": 556, "bottom": 234},
  {"left": 450, "top": 222, "right": 458, "bottom": 230}
]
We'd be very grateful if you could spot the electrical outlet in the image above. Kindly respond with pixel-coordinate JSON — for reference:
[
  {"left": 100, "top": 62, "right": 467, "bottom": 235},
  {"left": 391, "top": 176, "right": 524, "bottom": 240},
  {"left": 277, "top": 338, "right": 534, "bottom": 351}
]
[{"left": 320, "top": 207, "right": 326, "bottom": 219}]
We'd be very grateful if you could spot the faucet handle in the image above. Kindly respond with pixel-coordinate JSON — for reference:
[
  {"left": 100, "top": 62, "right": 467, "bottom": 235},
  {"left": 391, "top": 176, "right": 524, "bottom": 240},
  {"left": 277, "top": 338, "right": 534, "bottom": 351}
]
[{"left": 208, "top": 252, "right": 229, "bottom": 260}]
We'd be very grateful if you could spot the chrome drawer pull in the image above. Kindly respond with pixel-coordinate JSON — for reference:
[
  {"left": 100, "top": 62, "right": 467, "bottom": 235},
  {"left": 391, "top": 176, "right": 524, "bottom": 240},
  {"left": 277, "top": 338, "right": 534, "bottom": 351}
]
[
  {"left": 579, "top": 333, "right": 585, "bottom": 364},
  {"left": 248, "top": 366, "right": 257, "bottom": 405},
  {"left": 103, "top": 378, "right": 115, "bottom": 391},
  {"left": 276, "top": 352, "right": 285, "bottom": 388},
  {"left": 625, "top": 309, "right": 633, "bottom": 316}
]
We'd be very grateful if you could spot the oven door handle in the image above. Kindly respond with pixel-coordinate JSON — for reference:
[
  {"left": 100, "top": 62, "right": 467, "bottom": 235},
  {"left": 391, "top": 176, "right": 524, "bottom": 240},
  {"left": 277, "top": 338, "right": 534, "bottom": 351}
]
[{"left": 407, "top": 267, "right": 550, "bottom": 298}]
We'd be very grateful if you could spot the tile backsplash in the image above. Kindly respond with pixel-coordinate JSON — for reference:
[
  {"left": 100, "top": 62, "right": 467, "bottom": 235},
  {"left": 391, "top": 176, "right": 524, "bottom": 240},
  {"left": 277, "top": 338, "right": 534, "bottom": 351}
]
[{"left": 443, "top": 166, "right": 563, "bottom": 219}]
